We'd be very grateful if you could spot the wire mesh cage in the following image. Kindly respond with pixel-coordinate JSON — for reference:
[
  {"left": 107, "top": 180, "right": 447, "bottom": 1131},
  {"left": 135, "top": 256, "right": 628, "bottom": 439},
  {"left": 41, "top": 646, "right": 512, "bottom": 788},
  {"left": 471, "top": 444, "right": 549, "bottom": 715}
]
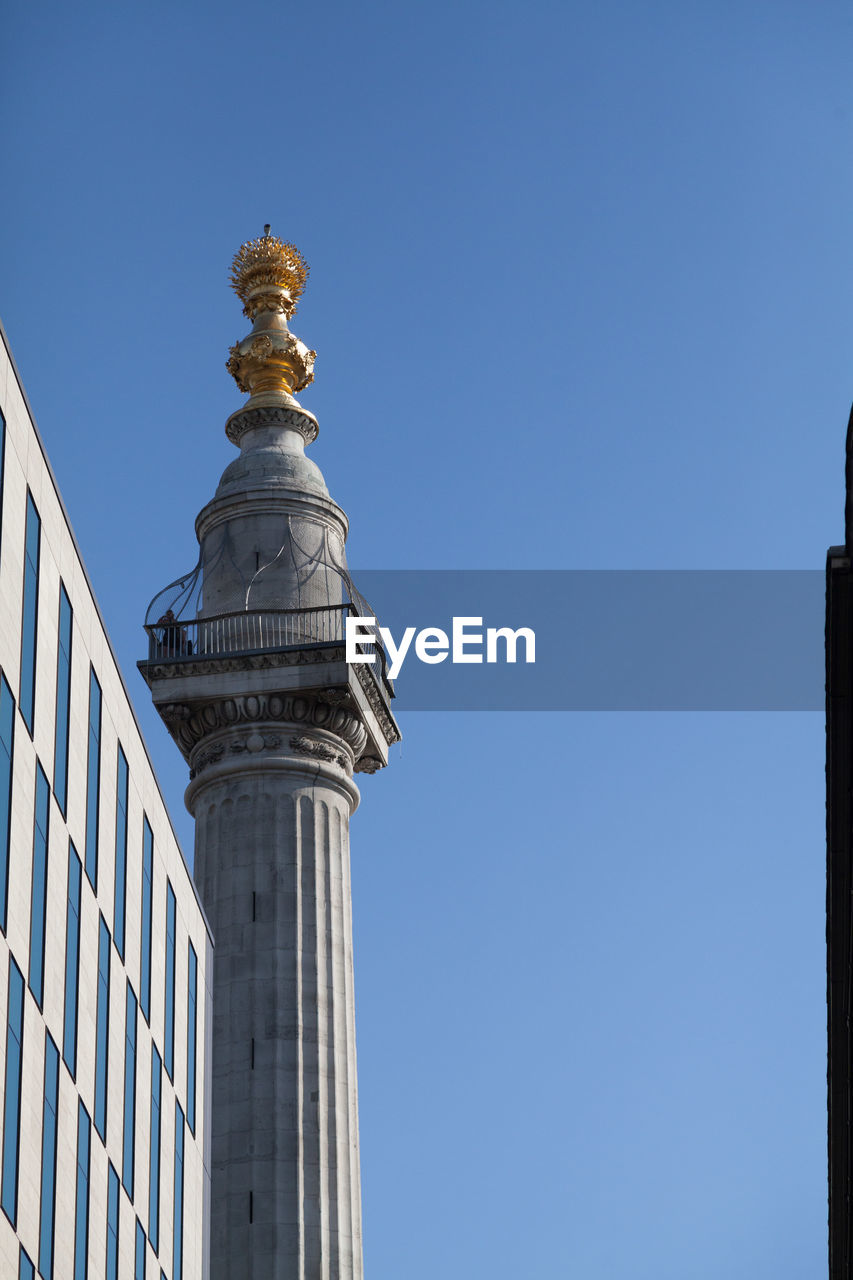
[{"left": 143, "top": 515, "right": 386, "bottom": 675}]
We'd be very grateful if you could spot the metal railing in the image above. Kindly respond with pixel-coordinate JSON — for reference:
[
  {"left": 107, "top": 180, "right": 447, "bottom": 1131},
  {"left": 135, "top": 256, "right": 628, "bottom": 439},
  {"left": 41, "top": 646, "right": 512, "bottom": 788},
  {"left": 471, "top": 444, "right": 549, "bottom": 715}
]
[{"left": 144, "top": 604, "right": 387, "bottom": 680}]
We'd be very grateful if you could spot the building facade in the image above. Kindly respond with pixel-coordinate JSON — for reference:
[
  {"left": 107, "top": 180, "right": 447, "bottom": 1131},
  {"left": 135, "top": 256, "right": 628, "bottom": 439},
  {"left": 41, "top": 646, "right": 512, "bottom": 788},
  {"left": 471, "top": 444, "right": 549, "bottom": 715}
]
[
  {"left": 0, "top": 321, "right": 213, "bottom": 1280},
  {"left": 827, "top": 406, "right": 853, "bottom": 1280}
]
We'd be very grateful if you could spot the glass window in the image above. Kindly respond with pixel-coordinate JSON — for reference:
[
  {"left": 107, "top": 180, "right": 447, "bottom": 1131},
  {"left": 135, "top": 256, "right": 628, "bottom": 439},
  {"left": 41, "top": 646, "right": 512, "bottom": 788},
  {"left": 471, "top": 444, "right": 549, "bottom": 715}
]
[
  {"left": 19, "top": 1247, "right": 34, "bottom": 1280},
  {"left": 187, "top": 943, "right": 197, "bottom": 1135},
  {"left": 107, "top": 1163, "right": 119, "bottom": 1280},
  {"left": 123, "top": 980, "right": 137, "bottom": 1196},
  {"left": 173, "top": 1102, "right": 184, "bottom": 1280},
  {"left": 95, "top": 916, "right": 110, "bottom": 1140},
  {"left": 53, "top": 584, "right": 72, "bottom": 815},
  {"left": 63, "top": 842, "right": 82, "bottom": 1076},
  {"left": 19, "top": 492, "right": 41, "bottom": 734},
  {"left": 0, "top": 674, "right": 14, "bottom": 932},
  {"left": 29, "top": 762, "right": 50, "bottom": 1007},
  {"left": 74, "top": 1101, "right": 91, "bottom": 1280},
  {"left": 140, "top": 818, "right": 153, "bottom": 1023},
  {"left": 39, "top": 1034, "right": 59, "bottom": 1280},
  {"left": 85, "top": 669, "right": 101, "bottom": 889},
  {"left": 135, "top": 1219, "right": 146, "bottom": 1280},
  {"left": 1, "top": 956, "right": 24, "bottom": 1225},
  {"left": 114, "top": 747, "right": 128, "bottom": 959},
  {"left": 149, "top": 1045, "right": 161, "bottom": 1254},
  {"left": 165, "top": 882, "right": 175, "bottom": 1079}
]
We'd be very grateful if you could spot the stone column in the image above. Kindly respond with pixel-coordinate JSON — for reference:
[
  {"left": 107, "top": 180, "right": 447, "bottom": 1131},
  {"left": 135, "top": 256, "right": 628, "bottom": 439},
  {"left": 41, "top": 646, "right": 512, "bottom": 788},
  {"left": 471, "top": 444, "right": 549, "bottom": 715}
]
[
  {"left": 186, "top": 701, "right": 366, "bottom": 1280},
  {"left": 139, "top": 230, "right": 400, "bottom": 1280}
]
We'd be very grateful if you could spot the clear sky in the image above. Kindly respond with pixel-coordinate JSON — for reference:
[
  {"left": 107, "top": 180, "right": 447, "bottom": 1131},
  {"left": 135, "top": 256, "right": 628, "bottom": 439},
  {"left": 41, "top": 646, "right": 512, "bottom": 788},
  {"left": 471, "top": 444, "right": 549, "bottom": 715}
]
[{"left": 2, "top": 1, "right": 848, "bottom": 1275}]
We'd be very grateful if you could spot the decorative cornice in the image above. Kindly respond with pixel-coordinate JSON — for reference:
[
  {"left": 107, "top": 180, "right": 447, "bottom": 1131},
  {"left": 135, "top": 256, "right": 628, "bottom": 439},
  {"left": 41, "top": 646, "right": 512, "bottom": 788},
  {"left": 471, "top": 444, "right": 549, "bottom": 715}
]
[
  {"left": 289, "top": 734, "right": 352, "bottom": 774},
  {"left": 354, "top": 662, "right": 401, "bottom": 746},
  {"left": 145, "top": 653, "right": 398, "bottom": 758},
  {"left": 188, "top": 728, "right": 357, "bottom": 780},
  {"left": 168, "top": 691, "right": 369, "bottom": 760},
  {"left": 224, "top": 404, "right": 319, "bottom": 448},
  {"left": 141, "top": 644, "right": 347, "bottom": 683},
  {"left": 194, "top": 485, "right": 348, "bottom": 544},
  {"left": 354, "top": 756, "right": 383, "bottom": 775}
]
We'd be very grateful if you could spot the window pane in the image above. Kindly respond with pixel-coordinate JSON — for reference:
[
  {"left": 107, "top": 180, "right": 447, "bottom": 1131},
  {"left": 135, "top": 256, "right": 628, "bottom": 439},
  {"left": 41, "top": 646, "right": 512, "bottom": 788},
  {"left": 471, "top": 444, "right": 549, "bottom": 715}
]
[
  {"left": 74, "top": 1102, "right": 90, "bottom": 1280},
  {"left": 19, "top": 493, "right": 40, "bottom": 733},
  {"left": 63, "top": 843, "right": 82, "bottom": 1075},
  {"left": 107, "top": 1163, "right": 119, "bottom": 1280},
  {"left": 95, "top": 917, "right": 110, "bottom": 1140},
  {"left": 140, "top": 818, "right": 153, "bottom": 1023},
  {"left": 173, "top": 1103, "right": 184, "bottom": 1280},
  {"left": 123, "top": 981, "right": 137, "bottom": 1196},
  {"left": 149, "top": 1045, "right": 161, "bottom": 1253},
  {"left": 85, "top": 670, "right": 101, "bottom": 889},
  {"left": 53, "top": 585, "right": 72, "bottom": 814},
  {"left": 187, "top": 944, "right": 197, "bottom": 1135},
  {"left": 29, "top": 763, "right": 50, "bottom": 1007},
  {"left": 165, "top": 883, "right": 175, "bottom": 1079},
  {"left": 114, "top": 747, "right": 128, "bottom": 959},
  {"left": 18, "top": 1247, "right": 34, "bottom": 1280},
  {"left": 1, "top": 958, "right": 24, "bottom": 1224},
  {"left": 39, "top": 1035, "right": 59, "bottom": 1280},
  {"left": 135, "top": 1219, "right": 146, "bottom": 1280},
  {"left": 0, "top": 675, "right": 14, "bottom": 933}
]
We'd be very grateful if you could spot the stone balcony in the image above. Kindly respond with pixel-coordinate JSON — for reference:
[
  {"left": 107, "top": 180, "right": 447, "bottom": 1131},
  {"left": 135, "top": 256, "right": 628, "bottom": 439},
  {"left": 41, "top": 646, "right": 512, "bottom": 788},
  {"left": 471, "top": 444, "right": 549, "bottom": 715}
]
[{"left": 138, "top": 603, "right": 399, "bottom": 774}]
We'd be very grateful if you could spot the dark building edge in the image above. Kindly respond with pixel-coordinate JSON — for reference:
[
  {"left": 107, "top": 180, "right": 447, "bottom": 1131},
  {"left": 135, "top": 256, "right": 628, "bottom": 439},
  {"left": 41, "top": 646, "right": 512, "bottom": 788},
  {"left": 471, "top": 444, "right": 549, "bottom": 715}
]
[{"left": 827, "top": 405, "right": 853, "bottom": 1279}]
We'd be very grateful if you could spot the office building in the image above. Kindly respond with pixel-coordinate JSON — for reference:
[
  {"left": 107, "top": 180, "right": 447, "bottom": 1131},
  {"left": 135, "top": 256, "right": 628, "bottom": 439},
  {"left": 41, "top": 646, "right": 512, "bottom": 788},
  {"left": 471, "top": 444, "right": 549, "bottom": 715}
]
[{"left": 0, "top": 320, "right": 213, "bottom": 1279}]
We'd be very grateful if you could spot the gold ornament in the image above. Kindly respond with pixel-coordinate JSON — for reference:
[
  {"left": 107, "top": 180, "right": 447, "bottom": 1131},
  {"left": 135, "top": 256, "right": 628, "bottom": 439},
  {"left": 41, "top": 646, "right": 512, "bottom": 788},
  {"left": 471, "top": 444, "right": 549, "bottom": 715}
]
[
  {"left": 226, "top": 227, "right": 317, "bottom": 404},
  {"left": 229, "top": 229, "right": 309, "bottom": 319}
]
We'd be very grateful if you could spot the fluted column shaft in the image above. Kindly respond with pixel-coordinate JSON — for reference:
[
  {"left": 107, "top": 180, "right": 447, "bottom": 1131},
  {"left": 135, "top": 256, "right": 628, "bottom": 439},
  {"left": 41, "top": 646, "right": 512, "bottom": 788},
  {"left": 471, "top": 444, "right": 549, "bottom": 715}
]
[{"left": 188, "top": 746, "right": 363, "bottom": 1280}]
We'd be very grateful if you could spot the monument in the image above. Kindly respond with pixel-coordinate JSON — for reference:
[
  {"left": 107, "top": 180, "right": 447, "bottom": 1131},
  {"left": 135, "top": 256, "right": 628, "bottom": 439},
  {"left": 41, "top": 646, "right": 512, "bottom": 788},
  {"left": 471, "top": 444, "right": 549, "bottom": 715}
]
[{"left": 139, "top": 229, "right": 400, "bottom": 1279}]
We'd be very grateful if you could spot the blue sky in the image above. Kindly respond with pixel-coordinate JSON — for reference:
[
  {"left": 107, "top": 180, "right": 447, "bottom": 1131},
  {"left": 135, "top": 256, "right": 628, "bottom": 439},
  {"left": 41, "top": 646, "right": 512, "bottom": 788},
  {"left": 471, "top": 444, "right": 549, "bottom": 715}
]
[{"left": 2, "top": 2, "right": 848, "bottom": 1274}]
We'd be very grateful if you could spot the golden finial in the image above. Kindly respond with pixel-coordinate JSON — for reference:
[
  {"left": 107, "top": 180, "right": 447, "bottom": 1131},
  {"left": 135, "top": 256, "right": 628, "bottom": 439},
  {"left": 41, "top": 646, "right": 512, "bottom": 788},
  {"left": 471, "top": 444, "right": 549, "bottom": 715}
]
[
  {"left": 225, "top": 227, "right": 317, "bottom": 411},
  {"left": 229, "top": 226, "right": 310, "bottom": 319}
]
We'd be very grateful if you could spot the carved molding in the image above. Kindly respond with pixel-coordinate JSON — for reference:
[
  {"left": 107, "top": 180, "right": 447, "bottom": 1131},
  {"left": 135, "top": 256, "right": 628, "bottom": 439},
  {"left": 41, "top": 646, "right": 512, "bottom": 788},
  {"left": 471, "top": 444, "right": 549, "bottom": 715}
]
[
  {"left": 354, "top": 663, "right": 401, "bottom": 746},
  {"left": 242, "top": 291, "right": 292, "bottom": 319},
  {"left": 142, "top": 644, "right": 346, "bottom": 682},
  {"left": 289, "top": 734, "right": 352, "bottom": 774},
  {"left": 170, "top": 691, "right": 369, "bottom": 760},
  {"left": 321, "top": 688, "right": 351, "bottom": 707},
  {"left": 354, "top": 755, "right": 383, "bottom": 775},
  {"left": 189, "top": 730, "right": 299, "bottom": 779},
  {"left": 225, "top": 404, "right": 319, "bottom": 448}
]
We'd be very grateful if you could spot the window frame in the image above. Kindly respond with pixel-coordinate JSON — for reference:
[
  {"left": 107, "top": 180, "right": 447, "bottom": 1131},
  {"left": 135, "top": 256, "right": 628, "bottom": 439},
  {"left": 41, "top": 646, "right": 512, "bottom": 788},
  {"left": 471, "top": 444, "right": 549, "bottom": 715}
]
[
  {"left": 84, "top": 668, "right": 101, "bottom": 890},
  {"left": 19, "top": 491, "right": 41, "bottom": 736},
  {"left": 94, "top": 915, "right": 110, "bottom": 1141},
  {"left": 38, "top": 1033, "right": 60, "bottom": 1280},
  {"left": 122, "top": 980, "right": 137, "bottom": 1197},
  {"left": 53, "top": 583, "right": 72, "bottom": 816},
  {"left": 29, "top": 761, "right": 50, "bottom": 1008},
  {"left": 0, "top": 957, "right": 24, "bottom": 1227},
  {"left": 164, "top": 882, "right": 176, "bottom": 1080},
  {"left": 114, "top": 745, "right": 129, "bottom": 960},
  {"left": 73, "top": 1101, "right": 91, "bottom": 1280},
  {"left": 63, "top": 841, "right": 82, "bottom": 1077},
  {"left": 0, "top": 674, "right": 15, "bottom": 934}
]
